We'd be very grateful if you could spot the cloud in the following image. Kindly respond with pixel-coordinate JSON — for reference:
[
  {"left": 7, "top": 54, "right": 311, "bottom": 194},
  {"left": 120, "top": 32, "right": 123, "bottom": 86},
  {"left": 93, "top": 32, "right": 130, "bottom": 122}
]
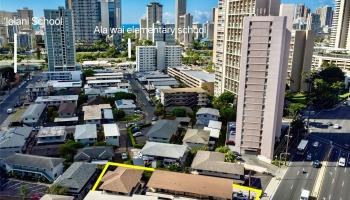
[{"left": 192, "top": 10, "right": 211, "bottom": 24}]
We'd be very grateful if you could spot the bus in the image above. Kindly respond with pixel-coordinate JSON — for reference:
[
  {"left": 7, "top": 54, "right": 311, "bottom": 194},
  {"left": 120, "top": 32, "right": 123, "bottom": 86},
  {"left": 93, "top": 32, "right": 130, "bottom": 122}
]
[{"left": 297, "top": 140, "right": 309, "bottom": 155}]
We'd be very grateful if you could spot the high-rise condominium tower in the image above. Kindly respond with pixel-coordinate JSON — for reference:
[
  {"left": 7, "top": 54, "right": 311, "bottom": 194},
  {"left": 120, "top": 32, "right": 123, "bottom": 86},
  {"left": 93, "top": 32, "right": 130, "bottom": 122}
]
[
  {"left": 98, "top": 0, "right": 122, "bottom": 31},
  {"left": 213, "top": 0, "right": 281, "bottom": 96},
  {"left": 235, "top": 16, "right": 291, "bottom": 162},
  {"left": 330, "top": 0, "right": 350, "bottom": 49},
  {"left": 66, "top": 0, "right": 99, "bottom": 43},
  {"left": 44, "top": 7, "right": 76, "bottom": 71},
  {"left": 146, "top": 2, "right": 163, "bottom": 40},
  {"left": 175, "top": 0, "right": 187, "bottom": 40},
  {"left": 316, "top": 6, "right": 333, "bottom": 27}
]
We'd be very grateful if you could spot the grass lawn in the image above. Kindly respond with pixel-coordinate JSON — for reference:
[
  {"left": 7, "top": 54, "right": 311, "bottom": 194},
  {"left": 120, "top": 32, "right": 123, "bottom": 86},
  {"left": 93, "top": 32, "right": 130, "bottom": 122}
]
[
  {"left": 288, "top": 93, "right": 307, "bottom": 105},
  {"left": 339, "top": 92, "right": 350, "bottom": 100},
  {"left": 121, "top": 114, "right": 143, "bottom": 122}
]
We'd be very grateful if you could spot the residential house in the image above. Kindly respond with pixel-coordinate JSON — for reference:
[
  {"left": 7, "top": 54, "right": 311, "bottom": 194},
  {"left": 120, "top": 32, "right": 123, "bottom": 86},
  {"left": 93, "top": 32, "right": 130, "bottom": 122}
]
[
  {"left": 4, "top": 153, "right": 64, "bottom": 182},
  {"left": 74, "top": 146, "right": 114, "bottom": 163},
  {"left": 83, "top": 104, "right": 112, "bottom": 125},
  {"left": 103, "top": 109, "right": 114, "bottom": 123},
  {"left": 146, "top": 170, "right": 233, "bottom": 200},
  {"left": 196, "top": 108, "right": 220, "bottom": 126},
  {"left": 58, "top": 102, "right": 76, "bottom": 118},
  {"left": 35, "top": 95, "right": 79, "bottom": 107},
  {"left": 21, "top": 103, "right": 46, "bottom": 126},
  {"left": 146, "top": 120, "right": 179, "bottom": 143},
  {"left": 74, "top": 124, "right": 97, "bottom": 146},
  {"left": 204, "top": 120, "right": 222, "bottom": 142},
  {"left": 99, "top": 167, "right": 143, "bottom": 196},
  {"left": 115, "top": 99, "right": 136, "bottom": 115},
  {"left": 103, "top": 124, "right": 120, "bottom": 147},
  {"left": 37, "top": 126, "right": 66, "bottom": 144},
  {"left": 0, "top": 127, "right": 32, "bottom": 155},
  {"left": 141, "top": 142, "right": 188, "bottom": 165},
  {"left": 191, "top": 151, "right": 244, "bottom": 180},
  {"left": 182, "top": 129, "right": 210, "bottom": 149},
  {"left": 84, "top": 87, "right": 129, "bottom": 99},
  {"left": 55, "top": 162, "right": 98, "bottom": 200}
]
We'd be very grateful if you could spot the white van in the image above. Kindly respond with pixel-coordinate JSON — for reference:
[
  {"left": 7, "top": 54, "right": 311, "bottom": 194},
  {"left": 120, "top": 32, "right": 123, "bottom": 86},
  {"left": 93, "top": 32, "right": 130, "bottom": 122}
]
[{"left": 338, "top": 157, "right": 346, "bottom": 167}]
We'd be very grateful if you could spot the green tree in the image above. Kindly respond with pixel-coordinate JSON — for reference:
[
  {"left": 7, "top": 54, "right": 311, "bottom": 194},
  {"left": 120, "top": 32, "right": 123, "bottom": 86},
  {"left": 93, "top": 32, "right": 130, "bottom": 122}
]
[
  {"left": 287, "top": 103, "right": 306, "bottom": 117},
  {"left": 154, "top": 103, "right": 164, "bottom": 117},
  {"left": 215, "top": 146, "right": 230, "bottom": 153},
  {"left": 47, "top": 107, "right": 59, "bottom": 122},
  {"left": 83, "top": 69, "right": 95, "bottom": 77},
  {"left": 47, "top": 184, "right": 68, "bottom": 195},
  {"left": 220, "top": 107, "right": 236, "bottom": 122},
  {"left": 106, "top": 46, "right": 119, "bottom": 58},
  {"left": 58, "top": 140, "right": 83, "bottom": 162},
  {"left": 319, "top": 63, "right": 345, "bottom": 84},
  {"left": 225, "top": 151, "right": 237, "bottom": 163},
  {"left": 113, "top": 108, "right": 126, "bottom": 119},
  {"left": 213, "top": 91, "right": 235, "bottom": 109},
  {"left": 115, "top": 92, "right": 136, "bottom": 101},
  {"left": 20, "top": 185, "right": 30, "bottom": 200},
  {"left": 171, "top": 108, "right": 187, "bottom": 117}
]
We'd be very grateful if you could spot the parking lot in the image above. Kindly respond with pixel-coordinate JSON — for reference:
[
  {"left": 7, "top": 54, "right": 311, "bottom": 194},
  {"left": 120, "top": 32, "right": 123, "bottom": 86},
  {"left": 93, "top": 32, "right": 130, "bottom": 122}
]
[{"left": 0, "top": 178, "right": 48, "bottom": 198}]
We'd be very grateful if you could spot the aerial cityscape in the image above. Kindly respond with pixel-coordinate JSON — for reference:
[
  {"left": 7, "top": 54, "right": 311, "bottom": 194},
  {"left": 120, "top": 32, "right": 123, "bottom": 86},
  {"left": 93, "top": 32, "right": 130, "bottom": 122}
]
[{"left": 0, "top": 0, "right": 348, "bottom": 200}]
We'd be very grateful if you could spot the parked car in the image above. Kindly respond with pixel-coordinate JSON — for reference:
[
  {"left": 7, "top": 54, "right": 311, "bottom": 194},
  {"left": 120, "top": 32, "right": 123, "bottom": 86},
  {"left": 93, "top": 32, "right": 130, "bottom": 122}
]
[
  {"left": 152, "top": 116, "right": 158, "bottom": 121},
  {"left": 327, "top": 122, "right": 333, "bottom": 126},
  {"left": 312, "top": 141, "right": 320, "bottom": 148},
  {"left": 345, "top": 144, "right": 350, "bottom": 149},
  {"left": 132, "top": 127, "right": 140, "bottom": 133},
  {"left": 121, "top": 152, "right": 128, "bottom": 160},
  {"left": 133, "top": 132, "right": 143, "bottom": 137},
  {"left": 306, "top": 153, "right": 312, "bottom": 161},
  {"left": 338, "top": 157, "right": 346, "bottom": 167},
  {"left": 6, "top": 108, "right": 13, "bottom": 114},
  {"left": 312, "top": 160, "right": 322, "bottom": 168}
]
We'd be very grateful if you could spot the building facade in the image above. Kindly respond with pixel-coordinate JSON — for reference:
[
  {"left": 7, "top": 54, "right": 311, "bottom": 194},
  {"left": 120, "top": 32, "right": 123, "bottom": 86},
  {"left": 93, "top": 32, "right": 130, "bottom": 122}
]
[
  {"left": 330, "top": 0, "right": 350, "bottom": 49},
  {"left": 175, "top": 0, "right": 187, "bottom": 41},
  {"left": 136, "top": 41, "right": 182, "bottom": 72},
  {"left": 66, "top": 0, "right": 100, "bottom": 43},
  {"left": 146, "top": 2, "right": 163, "bottom": 40},
  {"left": 235, "top": 16, "right": 290, "bottom": 162},
  {"left": 213, "top": 0, "right": 281, "bottom": 96},
  {"left": 44, "top": 7, "right": 76, "bottom": 71},
  {"left": 288, "top": 30, "right": 314, "bottom": 92},
  {"left": 160, "top": 88, "right": 208, "bottom": 107}
]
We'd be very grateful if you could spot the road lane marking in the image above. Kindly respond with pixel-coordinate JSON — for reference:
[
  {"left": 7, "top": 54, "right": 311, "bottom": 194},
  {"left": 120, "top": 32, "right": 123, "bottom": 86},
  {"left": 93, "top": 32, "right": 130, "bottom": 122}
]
[
  {"left": 297, "top": 171, "right": 300, "bottom": 176},
  {"left": 332, "top": 178, "right": 335, "bottom": 184},
  {"left": 342, "top": 181, "right": 345, "bottom": 187},
  {"left": 290, "top": 184, "right": 293, "bottom": 189},
  {"left": 329, "top": 194, "right": 332, "bottom": 200}
]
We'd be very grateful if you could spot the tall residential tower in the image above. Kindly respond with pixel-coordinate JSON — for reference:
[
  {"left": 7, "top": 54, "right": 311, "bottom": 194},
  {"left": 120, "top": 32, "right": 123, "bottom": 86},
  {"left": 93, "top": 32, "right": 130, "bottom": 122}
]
[
  {"left": 235, "top": 16, "right": 291, "bottom": 162},
  {"left": 44, "top": 7, "right": 76, "bottom": 71},
  {"left": 213, "top": 0, "right": 281, "bottom": 96},
  {"left": 175, "top": 0, "right": 187, "bottom": 41},
  {"left": 330, "top": 0, "right": 350, "bottom": 49}
]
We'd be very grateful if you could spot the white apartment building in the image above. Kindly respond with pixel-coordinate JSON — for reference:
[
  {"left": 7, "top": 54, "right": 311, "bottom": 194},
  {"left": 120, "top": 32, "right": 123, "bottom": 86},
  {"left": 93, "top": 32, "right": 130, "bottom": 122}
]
[
  {"left": 330, "top": 0, "right": 350, "bottom": 49},
  {"left": 235, "top": 16, "right": 291, "bottom": 162},
  {"left": 136, "top": 41, "right": 182, "bottom": 72},
  {"left": 213, "top": 0, "right": 280, "bottom": 96}
]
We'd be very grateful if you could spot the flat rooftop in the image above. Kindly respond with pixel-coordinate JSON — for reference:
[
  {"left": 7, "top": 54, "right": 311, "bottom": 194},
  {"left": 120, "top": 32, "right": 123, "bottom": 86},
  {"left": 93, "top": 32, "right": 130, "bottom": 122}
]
[
  {"left": 184, "top": 70, "right": 215, "bottom": 82},
  {"left": 37, "top": 126, "right": 66, "bottom": 137},
  {"left": 35, "top": 95, "right": 79, "bottom": 102}
]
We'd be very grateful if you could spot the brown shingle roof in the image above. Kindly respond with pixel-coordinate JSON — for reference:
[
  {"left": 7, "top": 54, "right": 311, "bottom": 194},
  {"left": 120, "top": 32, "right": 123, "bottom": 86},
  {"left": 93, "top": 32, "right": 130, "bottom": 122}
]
[
  {"left": 58, "top": 102, "right": 76, "bottom": 114},
  {"left": 147, "top": 170, "right": 233, "bottom": 199},
  {"left": 99, "top": 167, "right": 143, "bottom": 194}
]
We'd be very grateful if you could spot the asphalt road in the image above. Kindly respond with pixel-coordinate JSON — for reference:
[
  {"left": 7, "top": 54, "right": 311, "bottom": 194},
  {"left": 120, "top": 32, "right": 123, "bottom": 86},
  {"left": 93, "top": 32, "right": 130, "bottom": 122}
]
[
  {"left": 0, "top": 73, "right": 40, "bottom": 125},
  {"left": 126, "top": 74, "right": 155, "bottom": 123},
  {"left": 273, "top": 105, "right": 350, "bottom": 200},
  {"left": 310, "top": 105, "right": 350, "bottom": 200}
]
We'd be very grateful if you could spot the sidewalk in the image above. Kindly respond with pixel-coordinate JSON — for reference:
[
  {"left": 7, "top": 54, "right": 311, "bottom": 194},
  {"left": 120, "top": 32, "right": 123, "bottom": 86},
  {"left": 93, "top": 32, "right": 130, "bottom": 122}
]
[{"left": 261, "top": 166, "right": 288, "bottom": 200}]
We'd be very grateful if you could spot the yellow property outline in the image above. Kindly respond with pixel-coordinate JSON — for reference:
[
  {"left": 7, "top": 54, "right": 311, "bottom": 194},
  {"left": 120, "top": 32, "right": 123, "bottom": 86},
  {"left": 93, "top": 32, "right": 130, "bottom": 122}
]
[
  {"left": 91, "top": 162, "right": 262, "bottom": 200},
  {"left": 232, "top": 184, "right": 263, "bottom": 200}
]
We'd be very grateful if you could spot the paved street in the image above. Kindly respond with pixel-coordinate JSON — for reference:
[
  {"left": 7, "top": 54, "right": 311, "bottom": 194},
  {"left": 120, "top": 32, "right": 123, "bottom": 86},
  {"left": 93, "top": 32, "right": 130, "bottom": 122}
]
[
  {"left": 0, "top": 73, "right": 41, "bottom": 125},
  {"left": 272, "top": 105, "right": 350, "bottom": 200},
  {"left": 126, "top": 74, "right": 155, "bottom": 123}
]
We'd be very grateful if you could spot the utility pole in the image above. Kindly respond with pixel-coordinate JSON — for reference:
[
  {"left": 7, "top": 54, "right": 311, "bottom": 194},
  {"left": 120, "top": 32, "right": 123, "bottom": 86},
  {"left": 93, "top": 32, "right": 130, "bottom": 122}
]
[{"left": 285, "top": 127, "right": 292, "bottom": 165}]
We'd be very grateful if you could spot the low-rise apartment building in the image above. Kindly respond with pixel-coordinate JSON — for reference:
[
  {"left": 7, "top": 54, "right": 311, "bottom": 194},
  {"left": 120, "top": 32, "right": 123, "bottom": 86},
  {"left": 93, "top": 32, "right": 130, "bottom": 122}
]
[
  {"left": 160, "top": 88, "right": 208, "bottom": 107},
  {"left": 37, "top": 126, "right": 66, "bottom": 144},
  {"left": 167, "top": 67, "right": 215, "bottom": 95},
  {"left": 35, "top": 95, "right": 79, "bottom": 107},
  {"left": 4, "top": 153, "right": 64, "bottom": 182}
]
